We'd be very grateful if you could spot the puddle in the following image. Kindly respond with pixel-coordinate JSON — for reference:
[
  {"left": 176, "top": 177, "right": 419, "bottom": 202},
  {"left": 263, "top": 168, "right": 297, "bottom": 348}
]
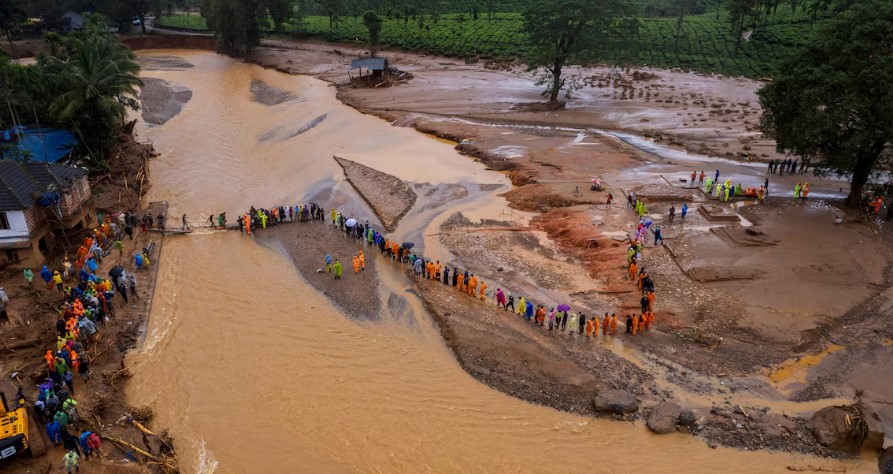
[
  {"left": 769, "top": 344, "right": 846, "bottom": 390},
  {"left": 423, "top": 132, "right": 459, "bottom": 146}
]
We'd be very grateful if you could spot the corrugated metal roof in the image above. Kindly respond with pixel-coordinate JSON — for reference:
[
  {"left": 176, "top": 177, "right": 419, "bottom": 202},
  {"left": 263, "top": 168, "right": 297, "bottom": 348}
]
[
  {"left": 0, "top": 162, "right": 87, "bottom": 212},
  {"left": 350, "top": 58, "right": 388, "bottom": 70}
]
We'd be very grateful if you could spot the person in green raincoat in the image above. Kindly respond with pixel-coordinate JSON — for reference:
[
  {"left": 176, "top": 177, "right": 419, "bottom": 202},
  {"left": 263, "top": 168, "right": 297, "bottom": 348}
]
[
  {"left": 704, "top": 177, "right": 712, "bottom": 194},
  {"left": 23, "top": 268, "right": 34, "bottom": 288},
  {"left": 333, "top": 259, "right": 343, "bottom": 280}
]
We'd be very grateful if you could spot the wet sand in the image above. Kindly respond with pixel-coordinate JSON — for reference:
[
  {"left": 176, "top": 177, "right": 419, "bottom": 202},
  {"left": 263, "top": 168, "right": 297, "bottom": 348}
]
[
  {"left": 139, "top": 77, "right": 192, "bottom": 125},
  {"left": 335, "top": 156, "right": 417, "bottom": 230},
  {"left": 256, "top": 220, "right": 381, "bottom": 318}
]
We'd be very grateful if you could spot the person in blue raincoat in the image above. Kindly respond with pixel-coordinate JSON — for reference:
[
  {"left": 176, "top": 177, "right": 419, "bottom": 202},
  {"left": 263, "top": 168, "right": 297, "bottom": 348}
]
[{"left": 41, "top": 265, "right": 53, "bottom": 288}]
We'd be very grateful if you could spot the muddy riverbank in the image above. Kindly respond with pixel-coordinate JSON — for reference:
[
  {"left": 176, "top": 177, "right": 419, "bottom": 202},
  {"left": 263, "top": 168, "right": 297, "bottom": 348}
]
[
  {"left": 0, "top": 127, "right": 178, "bottom": 473},
  {"left": 247, "top": 38, "right": 893, "bottom": 463}
]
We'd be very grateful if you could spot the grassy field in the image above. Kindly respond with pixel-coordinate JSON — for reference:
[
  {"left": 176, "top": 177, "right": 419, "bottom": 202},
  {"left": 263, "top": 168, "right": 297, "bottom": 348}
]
[{"left": 157, "top": 9, "right": 825, "bottom": 77}]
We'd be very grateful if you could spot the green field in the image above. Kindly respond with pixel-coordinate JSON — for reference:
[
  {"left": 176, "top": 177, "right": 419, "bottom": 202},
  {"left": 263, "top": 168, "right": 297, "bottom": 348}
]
[{"left": 157, "top": 9, "right": 825, "bottom": 77}]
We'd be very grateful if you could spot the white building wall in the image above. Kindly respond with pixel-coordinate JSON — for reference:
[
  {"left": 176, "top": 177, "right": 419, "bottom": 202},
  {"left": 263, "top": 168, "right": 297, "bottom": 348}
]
[{"left": 0, "top": 210, "right": 31, "bottom": 240}]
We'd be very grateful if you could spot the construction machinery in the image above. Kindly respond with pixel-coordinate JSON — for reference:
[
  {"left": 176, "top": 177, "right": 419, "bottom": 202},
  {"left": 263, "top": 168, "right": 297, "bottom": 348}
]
[{"left": 0, "top": 390, "right": 46, "bottom": 460}]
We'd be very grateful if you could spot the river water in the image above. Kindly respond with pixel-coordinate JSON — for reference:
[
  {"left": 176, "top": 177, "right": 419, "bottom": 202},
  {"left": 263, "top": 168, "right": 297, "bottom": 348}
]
[{"left": 125, "top": 51, "right": 865, "bottom": 473}]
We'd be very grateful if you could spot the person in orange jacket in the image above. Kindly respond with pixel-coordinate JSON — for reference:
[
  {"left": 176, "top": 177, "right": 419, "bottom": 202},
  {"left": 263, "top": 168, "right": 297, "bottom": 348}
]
[
  {"left": 358, "top": 251, "right": 365, "bottom": 271},
  {"left": 479, "top": 281, "right": 487, "bottom": 301},
  {"left": 610, "top": 314, "right": 618, "bottom": 335}
]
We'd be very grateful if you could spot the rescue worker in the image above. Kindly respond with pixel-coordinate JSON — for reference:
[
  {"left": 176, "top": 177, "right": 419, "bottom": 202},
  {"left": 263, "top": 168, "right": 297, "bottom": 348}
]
[{"left": 332, "top": 259, "right": 343, "bottom": 280}]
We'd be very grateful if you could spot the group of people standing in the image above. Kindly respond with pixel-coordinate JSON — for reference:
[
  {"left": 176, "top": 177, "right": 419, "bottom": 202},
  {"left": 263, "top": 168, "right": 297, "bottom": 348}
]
[
  {"left": 10, "top": 209, "right": 149, "bottom": 472},
  {"left": 768, "top": 158, "right": 809, "bottom": 175}
]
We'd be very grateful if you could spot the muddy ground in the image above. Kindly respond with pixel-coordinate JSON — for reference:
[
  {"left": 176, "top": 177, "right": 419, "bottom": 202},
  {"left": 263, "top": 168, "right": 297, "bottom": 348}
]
[
  {"left": 8, "top": 34, "right": 891, "bottom": 465},
  {"left": 0, "top": 130, "right": 177, "bottom": 472},
  {"left": 256, "top": 219, "right": 381, "bottom": 319},
  {"left": 334, "top": 156, "right": 417, "bottom": 231},
  {"left": 139, "top": 78, "right": 192, "bottom": 125}
]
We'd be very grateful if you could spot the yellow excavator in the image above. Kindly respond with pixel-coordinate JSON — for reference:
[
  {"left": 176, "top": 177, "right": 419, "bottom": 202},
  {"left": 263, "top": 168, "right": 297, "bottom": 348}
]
[{"left": 0, "top": 390, "right": 46, "bottom": 460}]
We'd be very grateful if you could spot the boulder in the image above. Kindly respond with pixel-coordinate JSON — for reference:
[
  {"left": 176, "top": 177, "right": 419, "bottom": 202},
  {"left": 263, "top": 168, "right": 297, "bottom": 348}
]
[
  {"left": 593, "top": 390, "right": 639, "bottom": 414},
  {"left": 879, "top": 446, "right": 893, "bottom": 474},
  {"left": 810, "top": 403, "right": 885, "bottom": 452},
  {"left": 647, "top": 402, "right": 682, "bottom": 434},
  {"left": 679, "top": 408, "right": 705, "bottom": 428}
]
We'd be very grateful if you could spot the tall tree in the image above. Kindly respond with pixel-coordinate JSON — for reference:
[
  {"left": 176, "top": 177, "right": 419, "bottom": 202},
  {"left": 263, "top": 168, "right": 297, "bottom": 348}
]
[
  {"left": 48, "top": 16, "right": 142, "bottom": 164},
  {"left": 362, "top": 10, "right": 382, "bottom": 56},
  {"left": 758, "top": 0, "right": 893, "bottom": 207},
  {"left": 265, "top": 0, "right": 293, "bottom": 30},
  {"left": 202, "top": 0, "right": 265, "bottom": 58},
  {"left": 522, "top": 0, "right": 632, "bottom": 103},
  {"left": 672, "top": 0, "right": 696, "bottom": 52},
  {"left": 726, "top": 0, "right": 761, "bottom": 48},
  {"left": 0, "top": 0, "right": 27, "bottom": 55}
]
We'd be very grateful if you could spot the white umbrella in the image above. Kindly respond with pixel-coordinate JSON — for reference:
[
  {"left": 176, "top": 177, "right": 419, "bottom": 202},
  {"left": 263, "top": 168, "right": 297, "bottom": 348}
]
[{"left": 345, "top": 218, "right": 357, "bottom": 228}]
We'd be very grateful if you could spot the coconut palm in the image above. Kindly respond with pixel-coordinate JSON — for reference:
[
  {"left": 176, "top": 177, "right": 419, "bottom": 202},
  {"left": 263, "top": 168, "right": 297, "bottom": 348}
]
[{"left": 48, "top": 25, "right": 142, "bottom": 165}]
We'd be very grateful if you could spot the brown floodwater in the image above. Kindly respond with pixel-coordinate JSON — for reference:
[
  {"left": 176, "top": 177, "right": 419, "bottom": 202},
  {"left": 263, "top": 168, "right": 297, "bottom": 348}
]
[{"left": 126, "top": 51, "right": 868, "bottom": 473}]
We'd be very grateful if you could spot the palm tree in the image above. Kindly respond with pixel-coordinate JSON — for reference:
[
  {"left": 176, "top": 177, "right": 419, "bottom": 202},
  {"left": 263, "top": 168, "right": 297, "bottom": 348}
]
[{"left": 48, "top": 31, "right": 142, "bottom": 165}]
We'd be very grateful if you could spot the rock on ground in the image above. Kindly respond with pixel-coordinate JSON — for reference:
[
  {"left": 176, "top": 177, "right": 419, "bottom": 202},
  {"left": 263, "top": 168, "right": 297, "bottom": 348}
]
[
  {"left": 679, "top": 408, "right": 705, "bottom": 428},
  {"left": 335, "top": 156, "right": 417, "bottom": 231},
  {"left": 810, "top": 403, "right": 885, "bottom": 452},
  {"left": 593, "top": 390, "right": 639, "bottom": 414},
  {"left": 647, "top": 401, "right": 682, "bottom": 434}
]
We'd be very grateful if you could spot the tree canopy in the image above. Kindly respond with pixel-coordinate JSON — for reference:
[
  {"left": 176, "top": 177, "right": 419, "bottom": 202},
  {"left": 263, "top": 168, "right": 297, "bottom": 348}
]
[
  {"left": 201, "top": 0, "right": 265, "bottom": 58},
  {"left": 757, "top": 0, "right": 893, "bottom": 206},
  {"left": 1, "top": 15, "right": 142, "bottom": 166},
  {"left": 522, "top": 0, "right": 633, "bottom": 102},
  {"left": 362, "top": 10, "right": 382, "bottom": 57}
]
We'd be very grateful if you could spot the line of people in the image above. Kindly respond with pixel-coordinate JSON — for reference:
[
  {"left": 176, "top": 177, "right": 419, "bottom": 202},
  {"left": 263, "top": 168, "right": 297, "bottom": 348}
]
[
  {"left": 236, "top": 202, "right": 662, "bottom": 338},
  {"left": 768, "top": 158, "right": 809, "bottom": 175}
]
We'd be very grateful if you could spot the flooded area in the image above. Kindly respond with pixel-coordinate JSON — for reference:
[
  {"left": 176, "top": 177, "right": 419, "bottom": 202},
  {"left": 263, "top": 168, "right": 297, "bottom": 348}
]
[{"left": 126, "top": 51, "right": 871, "bottom": 472}]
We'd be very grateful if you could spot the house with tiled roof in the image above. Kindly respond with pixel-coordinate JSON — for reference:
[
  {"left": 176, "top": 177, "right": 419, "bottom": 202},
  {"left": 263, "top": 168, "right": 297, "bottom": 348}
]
[{"left": 0, "top": 161, "right": 94, "bottom": 268}]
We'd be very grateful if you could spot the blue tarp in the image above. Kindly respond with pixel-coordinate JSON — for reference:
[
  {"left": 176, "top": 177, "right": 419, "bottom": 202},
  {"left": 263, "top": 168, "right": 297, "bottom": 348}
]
[{"left": 1, "top": 126, "right": 78, "bottom": 163}]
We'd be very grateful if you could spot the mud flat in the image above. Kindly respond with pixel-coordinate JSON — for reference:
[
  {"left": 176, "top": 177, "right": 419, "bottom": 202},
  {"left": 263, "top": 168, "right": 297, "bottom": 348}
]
[
  {"left": 139, "top": 77, "right": 192, "bottom": 125},
  {"left": 256, "top": 220, "right": 380, "bottom": 318},
  {"left": 414, "top": 275, "right": 654, "bottom": 415},
  {"left": 250, "top": 79, "right": 296, "bottom": 105},
  {"left": 334, "top": 156, "right": 417, "bottom": 231}
]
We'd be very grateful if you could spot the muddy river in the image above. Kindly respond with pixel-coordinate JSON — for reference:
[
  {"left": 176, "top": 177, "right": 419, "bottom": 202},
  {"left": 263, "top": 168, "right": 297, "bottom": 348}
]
[{"left": 126, "top": 51, "right": 865, "bottom": 472}]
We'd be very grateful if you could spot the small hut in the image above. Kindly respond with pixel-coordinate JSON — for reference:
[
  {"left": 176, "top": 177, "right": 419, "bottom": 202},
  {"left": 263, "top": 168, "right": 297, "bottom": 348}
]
[{"left": 349, "top": 57, "right": 389, "bottom": 80}]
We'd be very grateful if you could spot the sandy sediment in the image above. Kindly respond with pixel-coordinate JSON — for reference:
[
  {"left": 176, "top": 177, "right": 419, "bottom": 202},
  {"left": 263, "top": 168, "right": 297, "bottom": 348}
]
[
  {"left": 415, "top": 275, "right": 655, "bottom": 415},
  {"left": 137, "top": 54, "right": 195, "bottom": 71},
  {"left": 334, "top": 156, "right": 417, "bottom": 231},
  {"left": 258, "top": 113, "right": 327, "bottom": 143},
  {"left": 256, "top": 220, "right": 380, "bottom": 319},
  {"left": 139, "top": 77, "right": 192, "bottom": 125},
  {"left": 250, "top": 79, "right": 297, "bottom": 105}
]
